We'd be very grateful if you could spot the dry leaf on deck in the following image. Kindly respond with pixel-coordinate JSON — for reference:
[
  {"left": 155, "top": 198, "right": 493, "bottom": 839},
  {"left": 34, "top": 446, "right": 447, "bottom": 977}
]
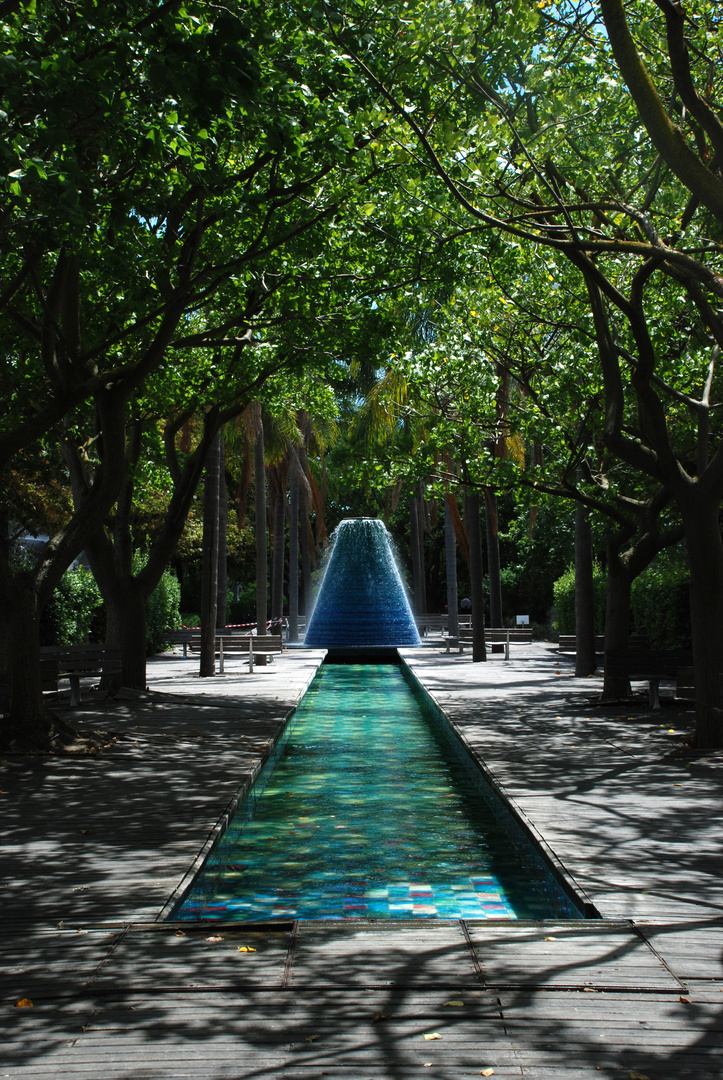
[
  {"left": 305, "top": 1034, "right": 319, "bottom": 1043},
  {"left": 423, "top": 1032, "right": 442, "bottom": 1040},
  {"left": 238, "top": 946, "right": 256, "bottom": 952},
  {"left": 480, "top": 1071, "right": 495, "bottom": 1077},
  {"left": 14, "top": 999, "right": 33, "bottom": 1008},
  {"left": 443, "top": 1000, "right": 464, "bottom": 1007}
]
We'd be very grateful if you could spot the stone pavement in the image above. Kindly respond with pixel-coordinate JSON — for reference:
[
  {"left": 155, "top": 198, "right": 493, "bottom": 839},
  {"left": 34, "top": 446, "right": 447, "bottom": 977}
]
[{"left": 0, "top": 641, "right": 722, "bottom": 1078}]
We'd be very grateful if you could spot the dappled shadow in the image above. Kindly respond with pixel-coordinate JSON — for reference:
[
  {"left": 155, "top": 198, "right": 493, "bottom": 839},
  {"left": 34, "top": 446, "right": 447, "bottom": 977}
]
[{"left": 2, "top": 645, "right": 723, "bottom": 1076}]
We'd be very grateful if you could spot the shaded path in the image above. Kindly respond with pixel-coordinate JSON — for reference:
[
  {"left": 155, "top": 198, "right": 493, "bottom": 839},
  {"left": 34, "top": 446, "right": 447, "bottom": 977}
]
[{"left": 0, "top": 644, "right": 722, "bottom": 1077}]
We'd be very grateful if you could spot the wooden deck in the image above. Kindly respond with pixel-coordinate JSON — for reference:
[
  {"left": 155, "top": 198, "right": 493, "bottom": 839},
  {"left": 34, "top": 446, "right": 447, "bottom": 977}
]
[{"left": 1, "top": 644, "right": 722, "bottom": 1077}]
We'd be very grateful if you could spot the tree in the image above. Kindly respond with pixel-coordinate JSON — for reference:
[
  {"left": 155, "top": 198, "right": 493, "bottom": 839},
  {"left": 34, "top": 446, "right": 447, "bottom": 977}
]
[{"left": 328, "top": 0, "right": 723, "bottom": 745}]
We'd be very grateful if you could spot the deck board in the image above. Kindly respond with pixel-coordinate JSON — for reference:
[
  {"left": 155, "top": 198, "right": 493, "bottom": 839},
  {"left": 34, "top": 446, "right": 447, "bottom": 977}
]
[{"left": 2, "top": 645, "right": 723, "bottom": 1078}]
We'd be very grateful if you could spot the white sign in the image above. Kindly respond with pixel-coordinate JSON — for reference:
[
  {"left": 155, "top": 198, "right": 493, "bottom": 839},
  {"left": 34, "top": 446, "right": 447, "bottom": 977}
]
[{"left": 516, "top": 614, "right": 530, "bottom": 625}]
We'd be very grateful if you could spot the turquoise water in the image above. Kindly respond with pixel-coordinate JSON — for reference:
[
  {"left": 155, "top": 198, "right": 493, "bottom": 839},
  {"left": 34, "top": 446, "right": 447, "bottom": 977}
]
[{"left": 175, "top": 664, "right": 582, "bottom": 921}]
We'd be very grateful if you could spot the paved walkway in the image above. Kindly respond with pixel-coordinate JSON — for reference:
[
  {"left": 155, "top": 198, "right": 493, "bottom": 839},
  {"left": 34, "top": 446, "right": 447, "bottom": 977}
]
[{"left": 1, "top": 642, "right": 722, "bottom": 1078}]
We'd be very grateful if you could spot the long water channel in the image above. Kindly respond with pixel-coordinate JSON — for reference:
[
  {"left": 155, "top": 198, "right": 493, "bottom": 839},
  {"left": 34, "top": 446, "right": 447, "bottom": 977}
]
[{"left": 175, "top": 662, "right": 583, "bottom": 922}]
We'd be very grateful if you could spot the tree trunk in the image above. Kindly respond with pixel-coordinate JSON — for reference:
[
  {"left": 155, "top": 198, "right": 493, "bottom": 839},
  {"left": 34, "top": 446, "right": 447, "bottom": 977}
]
[
  {"left": 0, "top": 580, "right": 59, "bottom": 750},
  {"left": 416, "top": 483, "right": 427, "bottom": 614},
  {"left": 444, "top": 494, "right": 460, "bottom": 641},
  {"left": 104, "top": 583, "right": 148, "bottom": 692},
  {"left": 200, "top": 433, "right": 221, "bottom": 677},
  {"left": 467, "top": 490, "right": 486, "bottom": 662},
  {"left": 485, "top": 488, "right": 503, "bottom": 627},
  {"left": 270, "top": 480, "right": 286, "bottom": 623},
  {"left": 216, "top": 433, "right": 228, "bottom": 630},
  {"left": 300, "top": 487, "right": 313, "bottom": 618},
  {"left": 288, "top": 468, "right": 299, "bottom": 642},
  {"left": 602, "top": 551, "right": 632, "bottom": 699},
  {"left": 575, "top": 485, "right": 597, "bottom": 677},
  {"left": 681, "top": 499, "right": 723, "bottom": 747},
  {"left": 409, "top": 493, "right": 423, "bottom": 614},
  {"left": 254, "top": 424, "right": 267, "bottom": 633}
]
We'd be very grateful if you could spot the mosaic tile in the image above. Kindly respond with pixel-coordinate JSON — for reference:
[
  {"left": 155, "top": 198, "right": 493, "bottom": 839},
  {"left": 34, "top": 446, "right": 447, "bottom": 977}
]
[{"left": 175, "top": 664, "right": 582, "bottom": 923}]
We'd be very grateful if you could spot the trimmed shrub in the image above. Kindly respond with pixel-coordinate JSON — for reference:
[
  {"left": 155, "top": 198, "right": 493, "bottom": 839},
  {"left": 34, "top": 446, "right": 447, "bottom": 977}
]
[
  {"left": 41, "top": 566, "right": 104, "bottom": 645},
  {"left": 146, "top": 569, "right": 182, "bottom": 654},
  {"left": 552, "top": 564, "right": 607, "bottom": 636},
  {"left": 630, "top": 558, "right": 690, "bottom": 649}
]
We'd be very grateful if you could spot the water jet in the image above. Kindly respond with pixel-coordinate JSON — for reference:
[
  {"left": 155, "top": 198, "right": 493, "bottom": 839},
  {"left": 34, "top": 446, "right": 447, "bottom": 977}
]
[{"left": 304, "top": 518, "right": 420, "bottom": 649}]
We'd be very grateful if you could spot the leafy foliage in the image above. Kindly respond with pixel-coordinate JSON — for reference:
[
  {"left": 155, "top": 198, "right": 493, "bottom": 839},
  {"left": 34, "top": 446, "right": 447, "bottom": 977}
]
[
  {"left": 552, "top": 565, "right": 607, "bottom": 637},
  {"left": 146, "top": 568, "right": 182, "bottom": 655},
  {"left": 40, "top": 566, "right": 103, "bottom": 646}
]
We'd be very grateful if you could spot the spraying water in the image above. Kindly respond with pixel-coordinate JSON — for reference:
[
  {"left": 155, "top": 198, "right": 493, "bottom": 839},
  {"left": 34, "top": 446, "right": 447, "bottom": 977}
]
[{"left": 304, "top": 518, "right": 420, "bottom": 647}]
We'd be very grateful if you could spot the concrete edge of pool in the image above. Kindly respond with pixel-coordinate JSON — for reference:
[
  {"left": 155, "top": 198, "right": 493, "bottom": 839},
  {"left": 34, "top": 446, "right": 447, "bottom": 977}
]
[{"left": 165, "top": 649, "right": 599, "bottom": 924}]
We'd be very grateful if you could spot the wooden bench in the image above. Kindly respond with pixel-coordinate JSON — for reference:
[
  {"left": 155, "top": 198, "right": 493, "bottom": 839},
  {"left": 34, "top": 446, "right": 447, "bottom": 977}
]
[
  {"left": 558, "top": 634, "right": 649, "bottom": 654},
  {"left": 604, "top": 647, "right": 692, "bottom": 709},
  {"left": 166, "top": 628, "right": 195, "bottom": 657},
  {"left": 446, "top": 627, "right": 533, "bottom": 657},
  {"left": 39, "top": 644, "right": 122, "bottom": 706},
  {"left": 189, "top": 633, "right": 285, "bottom": 673},
  {"left": 416, "top": 614, "right": 448, "bottom": 637}
]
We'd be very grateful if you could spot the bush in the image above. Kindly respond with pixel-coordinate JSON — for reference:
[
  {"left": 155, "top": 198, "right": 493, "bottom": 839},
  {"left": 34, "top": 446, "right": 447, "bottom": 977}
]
[
  {"left": 146, "top": 569, "right": 182, "bottom": 654},
  {"left": 552, "top": 564, "right": 607, "bottom": 636},
  {"left": 41, "top": 565, "right": 104, "bottom": 645},
  {"left": 630, "top": 558, "right": 690, "bottom": 648}
]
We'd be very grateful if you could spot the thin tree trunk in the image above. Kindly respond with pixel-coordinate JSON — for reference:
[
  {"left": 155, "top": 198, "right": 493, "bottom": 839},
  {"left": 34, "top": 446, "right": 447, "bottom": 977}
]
[
  {"left": 200, "top": 433, "right": 221, "bottom": 677},
  {"left": 417, "top": 483, "right": 427, "bottom": 614},
  {"left": 681, "top": 499, "right": 723, "bottom": 747},
  {"left": 409, "top": 493, "right": 423, "bottom": 615},
  {"left": 444, "top": 494, "right": 460, "bottom": 640},
  {"left": 485, "top": 488, "right": 503, "bottom": 627},
  {"left": 485, "top": 487, "right": 503, "bottom": 654},
  {"left": 601, "top": 551, "right": 632, "bottom": 699},
  {"left": 270, "top": 477, "right": 286, "bottom": 623},
  {"left": 288, "top": 468, "right": 299, "bottom": 642},
  {"left": 300, "top": 489, "right": 313, "bottom": 618},
  {"left": 467, "top": 490, "right": 486, "bottom": 662},
  {"left": 216, "top": 433, "right": 228, "bottom": 629},
  {"left": 254, "top": 424, "right": 267, "bottom": 633},
  {"left": 575, "top": 485, "right": 597, "bottom": 677}
]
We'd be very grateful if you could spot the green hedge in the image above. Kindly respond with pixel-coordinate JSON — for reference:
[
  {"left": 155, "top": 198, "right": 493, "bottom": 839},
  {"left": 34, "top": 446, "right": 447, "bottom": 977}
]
[
  {"left": 630, "top": 559, "right": 691, "bottom": 649},
  {"left": 41, "top": 563, "right": 181, "bottom": 653},
  {"left": 552, "top": 557, "right": 691, "bottom": 647},
  {"left": 552, "top": 564, "right": 607, "bottom": 636},
  {"left": 145, "top": 568, "right": 182, "bottom": 654},
  {"left": 41, "top": 566, "right": 104, "bottom": 645}
]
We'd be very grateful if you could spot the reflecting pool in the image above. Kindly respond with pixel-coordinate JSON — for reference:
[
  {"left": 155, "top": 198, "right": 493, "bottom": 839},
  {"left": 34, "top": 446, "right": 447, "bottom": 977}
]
[{"left": 175, "top": 663, "right": 583, "bottom": 921}]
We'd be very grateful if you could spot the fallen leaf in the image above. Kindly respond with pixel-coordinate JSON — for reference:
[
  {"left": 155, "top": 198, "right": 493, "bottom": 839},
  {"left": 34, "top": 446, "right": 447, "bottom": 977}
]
[
  {"left": 238, "top": 946, "right": 256, "bottom": 952},
  {"left": 205, "top": 936, "right": 223, "bottom": 943},
  {"left": 543, "top": 936, "right": 557, "bottom": 941},
  {"left": 423, "top": 1032, "right": 442, "bottom": 1040},
  {"left": 480, "top": 1071, "right": 495, "bottom": 1077},
  {"left": 174, "top": 930, "right": 186, "bottom": 937},
  {"left": 14, "top": 998, "right": 33, "bottom": 1008},
  {"left": 373, "top": 1011, "right": 392, "bottom": 1023},
  {"left": 679, "top": 996, "right": 691, "bottom": 1004},
  {"left": 629, "top": 1073, "right": 652, "bottom": 1080},
  {"left": 443, "top": 1000, "right": 464, "bottom": 1007},
  {"left": 305, "top": 1034, "right": 319, "bottom": 1043}
]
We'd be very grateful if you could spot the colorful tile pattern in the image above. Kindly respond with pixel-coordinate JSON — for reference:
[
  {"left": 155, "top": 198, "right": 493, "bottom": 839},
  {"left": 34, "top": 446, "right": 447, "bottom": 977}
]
[{"left": 176, "top": 665, "right": 579, "bottom": 922}]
